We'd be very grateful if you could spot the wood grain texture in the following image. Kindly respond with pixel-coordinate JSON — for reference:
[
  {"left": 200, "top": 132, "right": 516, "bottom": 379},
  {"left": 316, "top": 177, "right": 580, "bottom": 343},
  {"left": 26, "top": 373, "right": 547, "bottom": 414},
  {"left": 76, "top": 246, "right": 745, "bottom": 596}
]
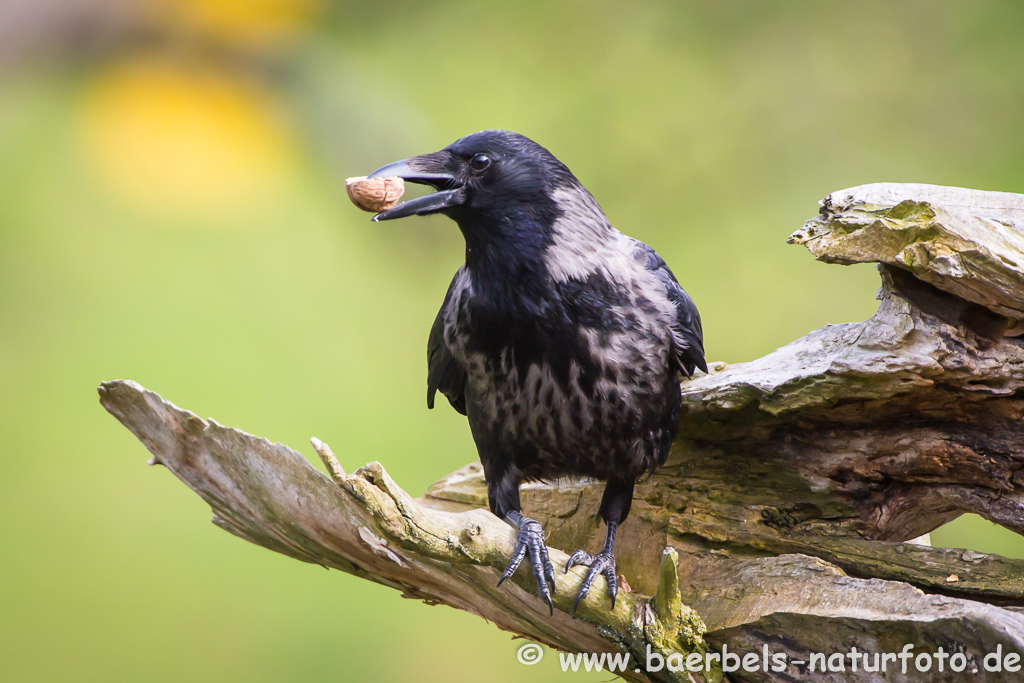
[{"left": 102, "top": 183, "right": 1024, "bottom": 682}]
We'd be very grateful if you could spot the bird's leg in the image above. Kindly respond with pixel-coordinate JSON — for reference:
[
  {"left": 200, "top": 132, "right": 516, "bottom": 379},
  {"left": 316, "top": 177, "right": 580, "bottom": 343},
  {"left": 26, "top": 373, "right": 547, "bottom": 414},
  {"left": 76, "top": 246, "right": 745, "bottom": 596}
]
[
  {"left": 498, "top": 510, "right": 556, "bottom": 614},
  {"left": 486, "top": 463, "right": 556, "bottom": 614},
  {"left": 565, "top": 522, "right": 619, "bottom": 612},
  {"left": 565, "top": 477, "right": 634, "bottom": 612}
]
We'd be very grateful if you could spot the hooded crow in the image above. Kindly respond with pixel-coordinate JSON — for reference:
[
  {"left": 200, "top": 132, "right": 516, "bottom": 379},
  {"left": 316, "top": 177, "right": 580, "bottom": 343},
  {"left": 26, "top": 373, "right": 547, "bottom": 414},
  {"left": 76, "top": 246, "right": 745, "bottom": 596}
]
[{"left": 367, "top": 130, "right": 706, "bottom": 614}]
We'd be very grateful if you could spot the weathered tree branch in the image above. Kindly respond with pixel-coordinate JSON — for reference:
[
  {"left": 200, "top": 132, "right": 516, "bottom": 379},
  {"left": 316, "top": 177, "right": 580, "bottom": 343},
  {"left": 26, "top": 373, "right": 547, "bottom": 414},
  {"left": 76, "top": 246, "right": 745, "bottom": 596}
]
[
  {"left": 101, "top": 183, "right": 1024, "bottom": 682},
  {"left": 98, "top": 380, "right": 710, "bottom": 683}
]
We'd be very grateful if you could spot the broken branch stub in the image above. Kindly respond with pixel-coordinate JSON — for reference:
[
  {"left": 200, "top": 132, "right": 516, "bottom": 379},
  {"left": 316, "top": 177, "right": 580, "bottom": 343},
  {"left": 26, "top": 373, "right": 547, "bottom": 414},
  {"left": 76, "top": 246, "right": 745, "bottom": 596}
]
[{"left": 789, "top": 182, "right": 1024, "bottom": 323}]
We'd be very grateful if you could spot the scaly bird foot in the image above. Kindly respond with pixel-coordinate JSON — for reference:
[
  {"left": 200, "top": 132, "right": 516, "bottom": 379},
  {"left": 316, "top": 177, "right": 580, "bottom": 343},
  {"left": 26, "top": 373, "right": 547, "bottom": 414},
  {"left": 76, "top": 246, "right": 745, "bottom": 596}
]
[
  {"left": 565, "top": 548, "right": 617, "bottom": 612},
  {"left": 497, "top": 512, "right": 556, "bottom": 615}
]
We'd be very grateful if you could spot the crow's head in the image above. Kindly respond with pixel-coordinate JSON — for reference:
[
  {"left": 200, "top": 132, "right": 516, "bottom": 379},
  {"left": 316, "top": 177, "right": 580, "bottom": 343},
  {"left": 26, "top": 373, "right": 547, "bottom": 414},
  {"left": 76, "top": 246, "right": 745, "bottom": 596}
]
[{"left": 368, "top": 130, "right": 577, "bottom": 229}]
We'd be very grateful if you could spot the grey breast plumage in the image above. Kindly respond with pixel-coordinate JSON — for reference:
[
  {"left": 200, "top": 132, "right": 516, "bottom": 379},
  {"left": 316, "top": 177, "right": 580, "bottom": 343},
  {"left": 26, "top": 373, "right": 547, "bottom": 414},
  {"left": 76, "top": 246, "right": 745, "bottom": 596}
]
[{"left": 426, "top": 183, "right": 705, "bottom": 481}]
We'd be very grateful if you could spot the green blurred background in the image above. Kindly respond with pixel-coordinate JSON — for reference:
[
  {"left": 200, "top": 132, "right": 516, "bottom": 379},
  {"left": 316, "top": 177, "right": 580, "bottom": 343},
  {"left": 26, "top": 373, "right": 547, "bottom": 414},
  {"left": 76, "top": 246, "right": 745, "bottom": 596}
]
[{"left": 3, "top": 1, "right": 1024, "bottom": 680}]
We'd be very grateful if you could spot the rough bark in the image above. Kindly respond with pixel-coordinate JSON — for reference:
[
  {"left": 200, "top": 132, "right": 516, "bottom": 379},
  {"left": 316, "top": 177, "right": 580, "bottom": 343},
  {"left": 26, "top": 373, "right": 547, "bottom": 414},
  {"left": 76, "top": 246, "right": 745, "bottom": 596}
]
[{"left": 101, "top": 183, "right": 1024, "bottom": 682}]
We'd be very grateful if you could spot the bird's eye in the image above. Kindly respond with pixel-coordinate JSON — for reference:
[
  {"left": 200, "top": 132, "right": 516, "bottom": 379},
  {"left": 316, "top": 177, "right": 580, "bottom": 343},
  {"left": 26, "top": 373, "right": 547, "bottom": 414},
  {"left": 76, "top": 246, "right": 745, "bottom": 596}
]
[{"left": 469, "top": 154, "right": 491, "bottom": 171}]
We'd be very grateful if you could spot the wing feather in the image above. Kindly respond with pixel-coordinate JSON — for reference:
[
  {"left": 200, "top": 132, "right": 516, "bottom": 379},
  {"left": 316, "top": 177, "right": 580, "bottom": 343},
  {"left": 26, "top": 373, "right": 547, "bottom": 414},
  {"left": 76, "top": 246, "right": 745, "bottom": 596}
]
[
  {"left": 427, "top": 269, "right": 468, "bottom": 415},
  {"left": 631, "top": 240, "right": 708, "bottom": 377}
]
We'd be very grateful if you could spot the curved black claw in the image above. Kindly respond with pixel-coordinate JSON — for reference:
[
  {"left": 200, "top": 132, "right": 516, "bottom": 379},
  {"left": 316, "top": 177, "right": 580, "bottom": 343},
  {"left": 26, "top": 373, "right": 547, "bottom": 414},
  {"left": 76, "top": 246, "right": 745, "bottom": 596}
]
[
  {"left": 497, "top": 512, "right": 556, "bottom": 614},
  {"left": 565, "top": 549, "right": 618, "bottom": 613}
]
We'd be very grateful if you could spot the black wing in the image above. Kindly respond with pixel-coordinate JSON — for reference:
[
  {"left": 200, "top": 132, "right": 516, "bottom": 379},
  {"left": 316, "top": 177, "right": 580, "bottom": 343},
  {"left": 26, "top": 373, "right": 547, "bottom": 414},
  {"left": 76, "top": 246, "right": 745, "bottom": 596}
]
[
  {"left": 632, "top": 240, "right": 708, "bottom": 377},
  {"left": 427, "top": 269, "right": 468, "bottom": 415}
]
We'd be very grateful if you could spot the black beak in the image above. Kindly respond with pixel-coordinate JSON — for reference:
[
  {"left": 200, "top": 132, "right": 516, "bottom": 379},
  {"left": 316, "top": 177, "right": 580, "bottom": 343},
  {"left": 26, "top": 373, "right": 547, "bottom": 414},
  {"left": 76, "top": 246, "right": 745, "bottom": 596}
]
[{"left": 367, "top": 154, "right": 465, "bottom": 221}]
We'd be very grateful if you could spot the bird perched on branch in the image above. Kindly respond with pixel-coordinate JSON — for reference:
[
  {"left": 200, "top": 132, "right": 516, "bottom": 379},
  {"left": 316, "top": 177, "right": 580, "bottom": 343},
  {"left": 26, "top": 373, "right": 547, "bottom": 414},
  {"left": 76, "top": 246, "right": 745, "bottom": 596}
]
[{"left": 367, "top": 130, "right": 706, "bottom": 614}]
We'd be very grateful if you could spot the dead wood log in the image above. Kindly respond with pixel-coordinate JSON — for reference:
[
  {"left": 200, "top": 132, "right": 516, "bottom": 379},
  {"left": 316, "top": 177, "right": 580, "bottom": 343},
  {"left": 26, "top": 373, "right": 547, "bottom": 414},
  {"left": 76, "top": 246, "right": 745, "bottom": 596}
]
[{"left": 100, "top": 183, "right": 1024, "bottom": 682}]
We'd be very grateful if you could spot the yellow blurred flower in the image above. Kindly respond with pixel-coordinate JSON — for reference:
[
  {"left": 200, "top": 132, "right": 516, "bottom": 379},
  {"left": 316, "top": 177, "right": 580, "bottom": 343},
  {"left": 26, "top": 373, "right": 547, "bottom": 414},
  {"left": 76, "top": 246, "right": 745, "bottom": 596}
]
[
  {"left": 162, "top": 0, "right": 321, "bottom": 49},
  {"left": 78, "top": 58, "right": 298, "bottom": 220}
]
